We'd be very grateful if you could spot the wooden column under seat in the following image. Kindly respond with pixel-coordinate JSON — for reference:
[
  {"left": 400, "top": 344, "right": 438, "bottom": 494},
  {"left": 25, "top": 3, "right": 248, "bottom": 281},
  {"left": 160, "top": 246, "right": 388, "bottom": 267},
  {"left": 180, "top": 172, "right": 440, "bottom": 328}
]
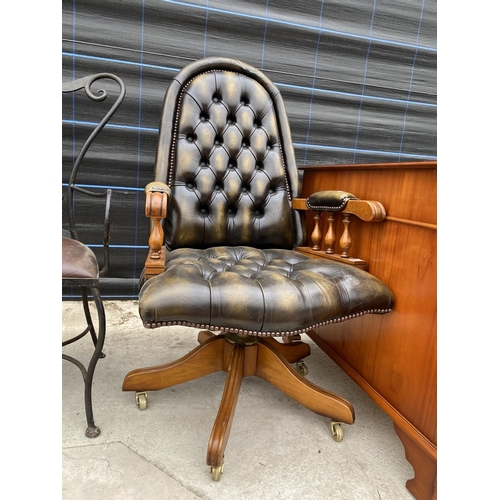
[{"left": 298, "top": 161, "right": 437, "bottom": 500}]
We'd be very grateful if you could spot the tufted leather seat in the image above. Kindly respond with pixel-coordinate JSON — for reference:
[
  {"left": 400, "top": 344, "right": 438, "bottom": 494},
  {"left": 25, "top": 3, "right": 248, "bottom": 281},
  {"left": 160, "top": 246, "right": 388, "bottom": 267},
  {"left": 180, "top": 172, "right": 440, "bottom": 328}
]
[
  {"left": 123, "top": 57, "right": 394, "bottom": 480},
  {"left": 140, "top": 246, "right": 393, "bottom": 335}
]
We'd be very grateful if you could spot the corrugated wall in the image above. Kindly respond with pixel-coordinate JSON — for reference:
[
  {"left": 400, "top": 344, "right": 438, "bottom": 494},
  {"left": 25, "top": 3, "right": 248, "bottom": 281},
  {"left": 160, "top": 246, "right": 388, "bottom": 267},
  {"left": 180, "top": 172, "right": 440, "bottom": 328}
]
[{"left": 62, "top": 0, "right": 437, "bottom": 299}]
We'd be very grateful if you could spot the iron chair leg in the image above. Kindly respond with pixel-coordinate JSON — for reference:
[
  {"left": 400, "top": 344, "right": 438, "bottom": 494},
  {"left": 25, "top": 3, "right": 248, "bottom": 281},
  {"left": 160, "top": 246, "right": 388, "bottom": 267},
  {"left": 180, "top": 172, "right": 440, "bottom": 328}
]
[
  {"left": 62, "top": 285, "right": 106, "bottom": 438},
  {"left": 81, "top": 286, "right": 106, "bottom": 359},
  {"left": 83, "top": 285, "right": 106, "bottom": 437}
]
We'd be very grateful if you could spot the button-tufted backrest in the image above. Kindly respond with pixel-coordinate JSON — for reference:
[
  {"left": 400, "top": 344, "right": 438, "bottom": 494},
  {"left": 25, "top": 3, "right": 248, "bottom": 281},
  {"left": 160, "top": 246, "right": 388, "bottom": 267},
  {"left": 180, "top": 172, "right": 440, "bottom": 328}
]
[{"left": 154, "top": 58, "right": 306, "bottom": 250}]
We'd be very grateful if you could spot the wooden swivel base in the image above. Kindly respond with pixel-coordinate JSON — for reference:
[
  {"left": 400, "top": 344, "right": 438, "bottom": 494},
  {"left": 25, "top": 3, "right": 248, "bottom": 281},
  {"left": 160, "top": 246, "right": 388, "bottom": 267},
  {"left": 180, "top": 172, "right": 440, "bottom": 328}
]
[{"left": 122, "top": 330, "right": 355, "bottom": 480}]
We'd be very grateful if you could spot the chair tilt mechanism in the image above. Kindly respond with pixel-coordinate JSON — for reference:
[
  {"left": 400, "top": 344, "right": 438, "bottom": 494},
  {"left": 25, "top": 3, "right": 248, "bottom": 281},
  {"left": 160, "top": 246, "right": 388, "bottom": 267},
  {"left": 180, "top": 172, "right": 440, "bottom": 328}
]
[{"left": 122, "top": 57, "right": 394, "bottom": 480}]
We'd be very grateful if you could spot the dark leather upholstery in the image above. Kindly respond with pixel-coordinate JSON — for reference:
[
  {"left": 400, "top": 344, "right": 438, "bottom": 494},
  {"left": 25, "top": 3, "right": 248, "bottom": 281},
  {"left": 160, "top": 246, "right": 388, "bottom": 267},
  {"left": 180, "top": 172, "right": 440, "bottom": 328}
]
[
  {"left": 62, "top": 237, "right": 99, "bottom": 279},
  {"left": 157, "top": 58, "right": 305, "bottom": 250},
  {"left": 140, "top": 246, "right": 394, "bottom": 335},
  {"left": 306, "top": 190, "right": 358, "bottom": 211},
  {"left": 140, "top": 57, "right": 394, "bottom": 336}
]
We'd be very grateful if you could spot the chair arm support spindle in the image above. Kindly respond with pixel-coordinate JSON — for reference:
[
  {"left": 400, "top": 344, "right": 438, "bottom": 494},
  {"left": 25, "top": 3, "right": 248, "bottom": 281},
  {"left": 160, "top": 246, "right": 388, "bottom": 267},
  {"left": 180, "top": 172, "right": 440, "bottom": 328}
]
[
  {"left": 325, "top": 213, "right": 336, "bottom": 254},
  {"left": 339, "top": 214, "right": 352, "bottom": 258},
  {"left": 293, "top": 193, "right": 387, "bottom": 267},
  {"left": 145, "top": 182, "right": 170, "bottom": 259},
  {"left": 144, "top": 182, "right": 170, "bottom": 280},
  {"left": 311, "top": 212, "right": 322, "bottom": 250}
]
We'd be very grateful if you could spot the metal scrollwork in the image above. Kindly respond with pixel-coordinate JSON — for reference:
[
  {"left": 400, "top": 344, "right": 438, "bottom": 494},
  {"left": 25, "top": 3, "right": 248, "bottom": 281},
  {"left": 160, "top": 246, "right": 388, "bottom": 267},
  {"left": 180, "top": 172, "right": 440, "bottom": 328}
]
[{"left": 63, "top": 73, "right": 126, "bottom": 276}]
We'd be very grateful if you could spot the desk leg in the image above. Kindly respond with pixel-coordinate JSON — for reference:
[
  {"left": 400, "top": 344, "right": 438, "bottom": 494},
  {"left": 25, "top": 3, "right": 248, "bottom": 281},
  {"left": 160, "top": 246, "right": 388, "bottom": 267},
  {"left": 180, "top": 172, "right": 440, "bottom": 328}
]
[{"left": 394, "top": 423, "right": 437, "bottom": 500}]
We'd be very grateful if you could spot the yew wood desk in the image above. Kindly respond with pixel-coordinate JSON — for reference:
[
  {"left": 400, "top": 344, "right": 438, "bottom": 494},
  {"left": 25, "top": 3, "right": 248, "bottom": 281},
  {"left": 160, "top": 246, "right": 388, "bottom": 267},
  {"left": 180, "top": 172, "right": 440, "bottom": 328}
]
[{"left": 298, "top": 161, "right": 437, "bottom": 500}]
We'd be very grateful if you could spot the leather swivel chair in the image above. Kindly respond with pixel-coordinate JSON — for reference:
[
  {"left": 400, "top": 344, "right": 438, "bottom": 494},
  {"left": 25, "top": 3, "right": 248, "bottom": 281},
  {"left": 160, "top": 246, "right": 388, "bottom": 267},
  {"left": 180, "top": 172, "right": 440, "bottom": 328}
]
[
  {"left": 62, "top": 73, "right": 125, "bottom": 437},
  {"left": 122, "top": 58, "right": 394, "bottom": 478}
]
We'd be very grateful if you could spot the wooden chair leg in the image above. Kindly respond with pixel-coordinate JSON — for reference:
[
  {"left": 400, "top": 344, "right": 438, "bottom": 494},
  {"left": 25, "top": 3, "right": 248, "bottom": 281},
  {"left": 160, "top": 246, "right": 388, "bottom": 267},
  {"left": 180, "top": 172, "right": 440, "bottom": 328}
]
[
  {"left": 123, "top": 331, "right": 354, "bottom": 481},
  {"left": 198, "top": 329, "right": 216, "bottom": 343},
  {"left": 122, "top": 335, "right": 226, "bottom": 392},
  {"left": 255, "top": 339, "right": 355, "bottom": 424},
  {"left": 206, "top": 342, "right": 245, "bottom": 480},
  {"left": 259, "top": 336, "right": 311, "bottom": 364}
]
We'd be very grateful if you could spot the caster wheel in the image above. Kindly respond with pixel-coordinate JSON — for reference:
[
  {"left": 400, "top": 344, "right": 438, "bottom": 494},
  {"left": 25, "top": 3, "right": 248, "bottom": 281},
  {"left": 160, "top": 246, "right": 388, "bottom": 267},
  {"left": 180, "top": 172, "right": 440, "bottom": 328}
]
[
  {"left": 296, "top": 360, "right": 309, "bottom": 376},
  {"left": 135, "top": 391, "right": 148, "bottom": 410},
  {"left": 330, "top": 421, "right": 344, "bottom": 442},
  {"left": 210, "top": 456, "right": 224, "bottom": 481}
]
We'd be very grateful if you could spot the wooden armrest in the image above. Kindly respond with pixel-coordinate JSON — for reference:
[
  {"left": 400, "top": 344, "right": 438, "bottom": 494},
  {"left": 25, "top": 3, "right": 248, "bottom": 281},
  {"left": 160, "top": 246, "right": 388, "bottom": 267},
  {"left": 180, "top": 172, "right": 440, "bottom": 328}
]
[
  {"left": 292, "top": 197, "right": 386, "bottom": 221},
  {"left": 293, "top": 194, "right": 387, "bottom": 268},
  {"left": 144, "top": 181, "right": 171, "bottom": 279},
  {"left": 342, "top": 199, "right": 386, "bottom": 221}
]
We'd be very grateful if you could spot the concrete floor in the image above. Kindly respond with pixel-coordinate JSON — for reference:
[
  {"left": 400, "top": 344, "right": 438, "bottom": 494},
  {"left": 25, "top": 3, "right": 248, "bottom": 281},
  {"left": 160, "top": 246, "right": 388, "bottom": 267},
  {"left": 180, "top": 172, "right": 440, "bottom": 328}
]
[{"left": 62, "top": 300, "right": 416, "bottom": 500}]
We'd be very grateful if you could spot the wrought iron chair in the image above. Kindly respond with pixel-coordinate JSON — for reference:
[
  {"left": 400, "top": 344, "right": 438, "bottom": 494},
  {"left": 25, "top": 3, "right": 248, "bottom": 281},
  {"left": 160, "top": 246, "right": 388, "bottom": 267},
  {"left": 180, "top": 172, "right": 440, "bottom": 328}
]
[
  {"left": 62, "top": 73, "right": 125, "bottom": 437},
  {"left": 122, "top": 58, "right": 393, "bottom": 477}
]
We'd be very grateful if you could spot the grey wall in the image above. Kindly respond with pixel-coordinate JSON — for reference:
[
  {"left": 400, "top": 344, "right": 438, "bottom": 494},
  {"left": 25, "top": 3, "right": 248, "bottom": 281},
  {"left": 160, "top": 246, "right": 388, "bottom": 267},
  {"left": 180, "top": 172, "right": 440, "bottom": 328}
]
[{"left": 62, "top": 0, "right": 436, "bottom": 299}]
